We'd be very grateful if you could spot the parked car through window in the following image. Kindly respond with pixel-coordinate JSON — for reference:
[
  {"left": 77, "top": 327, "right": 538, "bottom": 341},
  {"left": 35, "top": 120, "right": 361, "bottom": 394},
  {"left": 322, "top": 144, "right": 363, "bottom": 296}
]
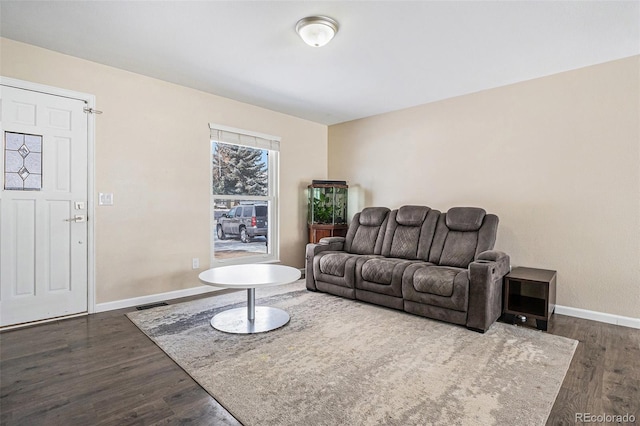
[{"left": 217, "top": 203, "right": 268, "bottom": 243}]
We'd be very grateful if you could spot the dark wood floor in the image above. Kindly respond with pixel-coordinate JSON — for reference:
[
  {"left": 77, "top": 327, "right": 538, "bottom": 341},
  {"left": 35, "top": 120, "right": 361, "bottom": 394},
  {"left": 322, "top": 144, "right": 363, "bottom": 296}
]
[{"left": 1, "top": 293, "right": 638, "bottom": 426}]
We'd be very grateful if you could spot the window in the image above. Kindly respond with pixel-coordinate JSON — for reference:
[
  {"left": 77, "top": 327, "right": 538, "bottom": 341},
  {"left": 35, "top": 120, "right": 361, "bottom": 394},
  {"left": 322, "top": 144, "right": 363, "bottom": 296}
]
[{"left": 210, "top": 124, "right": 280, "bottom": 266}]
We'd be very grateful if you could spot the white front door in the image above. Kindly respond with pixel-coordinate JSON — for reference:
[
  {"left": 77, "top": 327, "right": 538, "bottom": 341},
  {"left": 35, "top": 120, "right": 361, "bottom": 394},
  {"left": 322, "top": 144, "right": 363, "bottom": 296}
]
[{"left": 0, "top": 85, "right": 88, "bottom": 327}]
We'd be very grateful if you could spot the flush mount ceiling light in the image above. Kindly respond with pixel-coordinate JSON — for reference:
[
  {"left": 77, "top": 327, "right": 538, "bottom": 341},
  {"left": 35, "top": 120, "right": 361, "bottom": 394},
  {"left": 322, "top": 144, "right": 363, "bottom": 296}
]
[{"left": 295, "top": 16, "right": 339, "bottom": 47}]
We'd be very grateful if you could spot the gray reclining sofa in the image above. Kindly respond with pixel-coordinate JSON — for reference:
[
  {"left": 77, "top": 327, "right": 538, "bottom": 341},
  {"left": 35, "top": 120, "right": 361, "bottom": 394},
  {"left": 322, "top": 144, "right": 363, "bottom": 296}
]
[{"left": 305, "top": 205, "right": 510, "bottom": 332}]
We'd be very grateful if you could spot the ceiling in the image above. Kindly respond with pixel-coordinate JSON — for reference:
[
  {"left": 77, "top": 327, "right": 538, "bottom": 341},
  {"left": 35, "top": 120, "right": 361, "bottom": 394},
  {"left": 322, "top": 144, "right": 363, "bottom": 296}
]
[{"left": 1, "top": 1, "right": 638, "bottom": 125}]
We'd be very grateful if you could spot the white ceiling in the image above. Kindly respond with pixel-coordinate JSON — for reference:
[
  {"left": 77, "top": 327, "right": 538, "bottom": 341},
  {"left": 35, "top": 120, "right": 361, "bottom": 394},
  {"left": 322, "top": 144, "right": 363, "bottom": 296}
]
[{"left": 1, "top": 1, "right": 638, "bottom": 125}]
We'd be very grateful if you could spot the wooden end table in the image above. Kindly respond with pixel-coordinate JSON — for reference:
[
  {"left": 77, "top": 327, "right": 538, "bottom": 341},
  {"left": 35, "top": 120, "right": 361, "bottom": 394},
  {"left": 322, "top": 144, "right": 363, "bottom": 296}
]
[{"left": 503, "top": 267, "right": 557, "bottom": 331}]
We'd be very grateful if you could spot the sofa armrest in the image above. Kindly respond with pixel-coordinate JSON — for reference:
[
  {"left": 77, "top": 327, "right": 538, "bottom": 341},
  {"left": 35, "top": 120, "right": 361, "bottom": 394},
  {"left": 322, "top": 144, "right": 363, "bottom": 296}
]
[
  {"left": 476, "top": 250, "right": 510, "bottom": 266},
  {"left": 305, "top": 239, "right": 345, "bottom": 291},
  {"left": 318, "top": 236, "right": 346, "bottom": 246},
  {"left": 466, "top": 251, "right": 511, "bottom": 332}
]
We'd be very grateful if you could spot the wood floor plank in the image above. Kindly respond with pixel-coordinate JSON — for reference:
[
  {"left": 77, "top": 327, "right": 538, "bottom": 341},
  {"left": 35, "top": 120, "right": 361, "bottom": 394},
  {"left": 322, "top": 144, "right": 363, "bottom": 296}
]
[
  {"left": 1, "top": 293, "right": 638, "bottom": 426},
  {"left": 0, "top": 307, "right": 229, "bottom": 426},
  {"left": 546, "top": 315, "right": 640, "bottom": 425}
]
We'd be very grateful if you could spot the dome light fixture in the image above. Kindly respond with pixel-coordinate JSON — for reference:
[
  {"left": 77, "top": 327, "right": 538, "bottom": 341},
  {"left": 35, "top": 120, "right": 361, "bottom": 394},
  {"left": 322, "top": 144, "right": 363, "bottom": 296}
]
[{"left": 295, "top": 16, "right": 339, "bottom": 47}]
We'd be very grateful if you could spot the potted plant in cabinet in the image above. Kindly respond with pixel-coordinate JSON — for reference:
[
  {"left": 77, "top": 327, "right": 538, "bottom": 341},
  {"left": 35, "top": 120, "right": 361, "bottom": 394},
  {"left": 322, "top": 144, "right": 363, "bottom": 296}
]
[{"left": 307, "top": 180, "right": 348, "bottom": 243}]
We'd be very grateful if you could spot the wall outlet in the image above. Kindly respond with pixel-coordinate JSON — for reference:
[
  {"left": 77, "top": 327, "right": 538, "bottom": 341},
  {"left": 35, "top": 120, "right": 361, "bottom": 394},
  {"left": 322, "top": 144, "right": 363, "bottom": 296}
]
[
  {"left": 99, "top": 192, "right": 114, "bottom": 206},
  {"left": 192, "top": 258, "right": 199, "bottom": 269}
]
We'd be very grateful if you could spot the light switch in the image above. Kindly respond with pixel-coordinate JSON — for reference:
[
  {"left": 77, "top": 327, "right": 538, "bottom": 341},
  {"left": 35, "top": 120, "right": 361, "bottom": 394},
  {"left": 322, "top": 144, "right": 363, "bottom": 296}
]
[{"left": 99, "top": 193, "right": 114, "bottom": 206}]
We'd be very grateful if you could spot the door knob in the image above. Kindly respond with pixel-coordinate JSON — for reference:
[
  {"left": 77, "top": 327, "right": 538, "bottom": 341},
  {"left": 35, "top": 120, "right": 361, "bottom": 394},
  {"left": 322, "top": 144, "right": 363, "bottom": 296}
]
[{"left": 65, "top": 215, "right": 86, "bottom": 223}]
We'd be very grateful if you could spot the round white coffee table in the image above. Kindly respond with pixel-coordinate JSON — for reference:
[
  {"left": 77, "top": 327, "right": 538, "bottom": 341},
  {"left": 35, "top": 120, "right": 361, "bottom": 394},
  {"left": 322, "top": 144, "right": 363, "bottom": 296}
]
[{"left": 198, "top": 264, "right": 301, "bottom": 334}]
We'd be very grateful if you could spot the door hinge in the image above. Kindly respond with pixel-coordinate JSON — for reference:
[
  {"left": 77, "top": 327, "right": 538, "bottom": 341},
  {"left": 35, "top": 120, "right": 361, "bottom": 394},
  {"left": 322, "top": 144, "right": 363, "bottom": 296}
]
[{"left": 83, "top": 107, "right": 103, "bottom": 114}]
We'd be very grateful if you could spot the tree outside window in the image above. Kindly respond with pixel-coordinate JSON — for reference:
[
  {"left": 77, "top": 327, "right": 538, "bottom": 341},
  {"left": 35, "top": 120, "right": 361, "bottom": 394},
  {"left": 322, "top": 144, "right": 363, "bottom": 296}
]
[{"left": 212, "top": 143, "right": 267, "bottom": 198}]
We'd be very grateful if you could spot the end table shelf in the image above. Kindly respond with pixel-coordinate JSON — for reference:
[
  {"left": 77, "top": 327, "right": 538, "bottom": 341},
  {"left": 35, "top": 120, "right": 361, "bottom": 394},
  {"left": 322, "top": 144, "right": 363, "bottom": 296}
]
[{"left": 503, "top": 267, "right": 557, "bottom": 331}]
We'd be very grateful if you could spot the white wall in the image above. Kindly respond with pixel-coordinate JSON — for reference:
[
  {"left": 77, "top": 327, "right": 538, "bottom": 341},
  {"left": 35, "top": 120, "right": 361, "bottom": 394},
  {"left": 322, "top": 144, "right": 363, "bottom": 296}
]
[
  {"left": 329, "top": 56, "right": 640, "bottom": 319},
  {"left": 1, "top": 38, "right": 327, "bottom": 303}
]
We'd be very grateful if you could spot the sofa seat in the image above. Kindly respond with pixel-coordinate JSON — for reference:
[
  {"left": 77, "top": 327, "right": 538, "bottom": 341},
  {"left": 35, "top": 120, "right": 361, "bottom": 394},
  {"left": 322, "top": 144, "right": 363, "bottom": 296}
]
[
  {"left": 402, "top": 264, "right": 469, "bottom": 312},
  {"left": 361, "top": 257, "right": 418, "bottom": 287},
  {"left": 313, "top": 251, "right": 381, "bottom": 298},
  {"left": 414, "top": 266, "right": 460, "bottom": 297},
  {"left": 319, "top": 252, "right": 352, "bottom": 277},
  {"left": 355, "top": 258, "right": 428, "bottom": 310},
  {"left": 402, "top": 264, "right": 470, "bottom": 326}
]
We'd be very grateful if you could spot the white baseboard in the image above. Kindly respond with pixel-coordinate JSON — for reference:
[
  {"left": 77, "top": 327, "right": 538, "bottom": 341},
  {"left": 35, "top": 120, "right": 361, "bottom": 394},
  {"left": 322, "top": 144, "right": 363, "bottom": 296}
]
[
  {"left": 96, "top": 265, "right": 304, "bottom": 314},
  {"left": 95, "top": 285, "right": 223, "bottom": 313},
  {"left": 555, "top": 304, "right": 640, "bottom": 329}
]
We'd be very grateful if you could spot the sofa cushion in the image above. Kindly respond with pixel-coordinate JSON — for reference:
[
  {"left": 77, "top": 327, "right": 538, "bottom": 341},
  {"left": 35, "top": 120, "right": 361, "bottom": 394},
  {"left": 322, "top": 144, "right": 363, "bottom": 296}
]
[
  {"left": 429, "top": 209, "right": 497, "bottom": 268},
  {"left": 389, "top": 226, "right": 422, "bottom": 259},
  {"left": 359, "top": 207, "right": 390, "bottom": 226},
  {"left": 413, "top": 266, "right": 460, "bottom": 297},
  {"left": 440, "top": 232, "right": 478, "bottom": 269},
  {"left": 396, "top": 205, "right": 428, "bottom": 226},
  {"left": 356, "top": 258, "right": 418, "bottom": 299},
  {"left": 314, "top": 252, "right": 379, "bottom": 292},
  {"left": 350, "top": 226, "right": 383, "bottom": 254},
  {"left": 344, "top": 207, "right": 390, "bottom": 255},
  {"left": 402, "top": 264, "right": 469, "bottom": 312},
  {"left": 381, "top": 206, "right": 435, "bottom": 260},
  {"left": 319, "top": 252, "right": 351, "bottom": 277},
  {"left": 445, "top": 207, "right": 486, "bottom": 231},
  {"left": 361, "top": 258, "right": 399, "bottom": 285}
]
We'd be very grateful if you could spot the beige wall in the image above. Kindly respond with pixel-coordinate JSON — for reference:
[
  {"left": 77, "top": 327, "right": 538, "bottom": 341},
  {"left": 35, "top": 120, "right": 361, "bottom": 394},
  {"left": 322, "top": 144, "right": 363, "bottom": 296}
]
[
  {"left": 2, "top": 37, "right": 638, "bottom": 319},
  {"left": 329, "top": 56, "right": 640, "bottom": 319},
  {"left": 1, "top": 38, "right": 327, "bottom": 304}
]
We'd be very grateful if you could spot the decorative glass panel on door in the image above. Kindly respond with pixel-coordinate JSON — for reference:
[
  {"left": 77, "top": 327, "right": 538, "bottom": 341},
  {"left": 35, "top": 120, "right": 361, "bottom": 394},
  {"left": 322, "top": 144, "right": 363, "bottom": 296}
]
[{"left": 4, "top": 132, "right": 42, "bottom": 190}]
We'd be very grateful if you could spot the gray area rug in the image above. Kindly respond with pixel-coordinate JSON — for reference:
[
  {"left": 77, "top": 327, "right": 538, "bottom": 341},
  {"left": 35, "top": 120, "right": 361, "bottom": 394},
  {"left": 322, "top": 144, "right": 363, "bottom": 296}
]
[{"left": 127, "top": 281, "right": 577, "bottom": 426}]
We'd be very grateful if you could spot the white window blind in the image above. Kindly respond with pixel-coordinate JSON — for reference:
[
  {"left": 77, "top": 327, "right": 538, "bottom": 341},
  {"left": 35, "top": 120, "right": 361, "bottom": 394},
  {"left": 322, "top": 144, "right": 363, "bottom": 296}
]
[{"left": 209, "top": 123, "right": 280, "bottom": 151}]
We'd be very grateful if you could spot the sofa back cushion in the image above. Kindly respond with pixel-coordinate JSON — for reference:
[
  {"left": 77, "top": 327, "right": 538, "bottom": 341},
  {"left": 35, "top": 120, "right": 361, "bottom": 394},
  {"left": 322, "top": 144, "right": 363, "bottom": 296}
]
[
  {"left": 381, "top": 205, "right": 439, "bottom": 260},
  {"left": 344, "top": 207, "right": 390, "bottom": 255},
  {"left": 429, "top": 207, "right": 499, "bottom": 268}
]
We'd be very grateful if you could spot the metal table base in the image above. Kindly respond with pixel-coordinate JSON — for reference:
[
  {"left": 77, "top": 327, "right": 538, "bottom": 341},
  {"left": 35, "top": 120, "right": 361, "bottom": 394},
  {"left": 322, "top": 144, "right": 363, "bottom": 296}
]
[{"left": 210, "top": 288, "right": 290, "bottom": 334}]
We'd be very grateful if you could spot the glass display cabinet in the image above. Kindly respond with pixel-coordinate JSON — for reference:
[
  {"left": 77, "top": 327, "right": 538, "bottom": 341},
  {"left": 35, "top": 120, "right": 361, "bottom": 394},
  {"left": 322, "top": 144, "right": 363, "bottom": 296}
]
[{"left": 308, "top": 180, "right": 348, "bottom": 243}]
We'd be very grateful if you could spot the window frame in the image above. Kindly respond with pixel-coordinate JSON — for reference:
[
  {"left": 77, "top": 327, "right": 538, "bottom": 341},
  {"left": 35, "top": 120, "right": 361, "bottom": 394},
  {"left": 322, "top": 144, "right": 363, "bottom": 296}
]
[{"left": 209, "top": 123, "right": 280, "bottom": 267}]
